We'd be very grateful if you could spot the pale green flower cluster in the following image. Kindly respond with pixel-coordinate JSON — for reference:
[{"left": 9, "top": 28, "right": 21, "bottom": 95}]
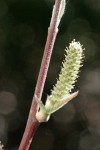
[
  {"left": 36, "top": 40, "right": 84, "bottom": 122},
  {"left": 45, "top": 39, "right": 84, "bottom": 114},
  {"left": 48, "top": 40, "right": 83, "bottom": 101}
]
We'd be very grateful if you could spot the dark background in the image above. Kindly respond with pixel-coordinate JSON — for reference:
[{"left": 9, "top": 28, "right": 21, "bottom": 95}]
[{"left": 0, "top": 0, "right": 100, "bottom": 149}]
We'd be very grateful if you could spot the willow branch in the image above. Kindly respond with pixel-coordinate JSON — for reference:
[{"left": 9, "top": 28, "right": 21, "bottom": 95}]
[{"left": 18, "top": 0, "right": 66, "bottom": 149}]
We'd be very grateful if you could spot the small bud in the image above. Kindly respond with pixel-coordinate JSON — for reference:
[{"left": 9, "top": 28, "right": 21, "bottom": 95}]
[
  {"left": 58, "top": 0, "right": 66, "bottom": 25},
  {"left": 35, "top": 96, "right": 50, "bottom": 122}
]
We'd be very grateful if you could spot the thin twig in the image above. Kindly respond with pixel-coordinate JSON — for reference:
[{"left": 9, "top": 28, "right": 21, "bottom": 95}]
[{"left": 18, "top": 0, "right": 65, "bottom": 149}]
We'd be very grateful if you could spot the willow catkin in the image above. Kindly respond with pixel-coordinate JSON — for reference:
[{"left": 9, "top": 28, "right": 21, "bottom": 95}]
[{"left": 36, "top": 39, "right": 84, "bottom": 122}]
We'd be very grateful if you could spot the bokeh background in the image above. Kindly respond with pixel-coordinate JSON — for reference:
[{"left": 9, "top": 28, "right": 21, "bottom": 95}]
[{"left": 0, "top": 0, "right": 100, "bottom": 149}]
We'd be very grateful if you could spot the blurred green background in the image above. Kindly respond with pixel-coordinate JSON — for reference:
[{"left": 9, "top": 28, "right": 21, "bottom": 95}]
[{"left": 0, "top": 0, "right": 100, "bottom": 149}]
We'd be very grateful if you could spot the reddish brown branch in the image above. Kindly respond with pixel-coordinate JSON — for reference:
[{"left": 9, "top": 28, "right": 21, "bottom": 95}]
[{"left": 18, "top": 0, "right": 64, "bottom": 149}]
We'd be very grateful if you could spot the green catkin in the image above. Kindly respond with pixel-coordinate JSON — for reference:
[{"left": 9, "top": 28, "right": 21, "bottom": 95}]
[
  {"left": 45, "top": 39, "right": 84, "bottom": 113},
  {"left": 36, "top": 39, "right": 84, "bottom": 122}
]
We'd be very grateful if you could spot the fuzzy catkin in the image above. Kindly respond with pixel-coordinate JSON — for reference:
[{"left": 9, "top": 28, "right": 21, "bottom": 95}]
[
  {"left": 36, "top": 40, "right": 84, "bottom": 121},
  {"left": 46, "top": 39, "right": 84, "bottom": 104}
]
